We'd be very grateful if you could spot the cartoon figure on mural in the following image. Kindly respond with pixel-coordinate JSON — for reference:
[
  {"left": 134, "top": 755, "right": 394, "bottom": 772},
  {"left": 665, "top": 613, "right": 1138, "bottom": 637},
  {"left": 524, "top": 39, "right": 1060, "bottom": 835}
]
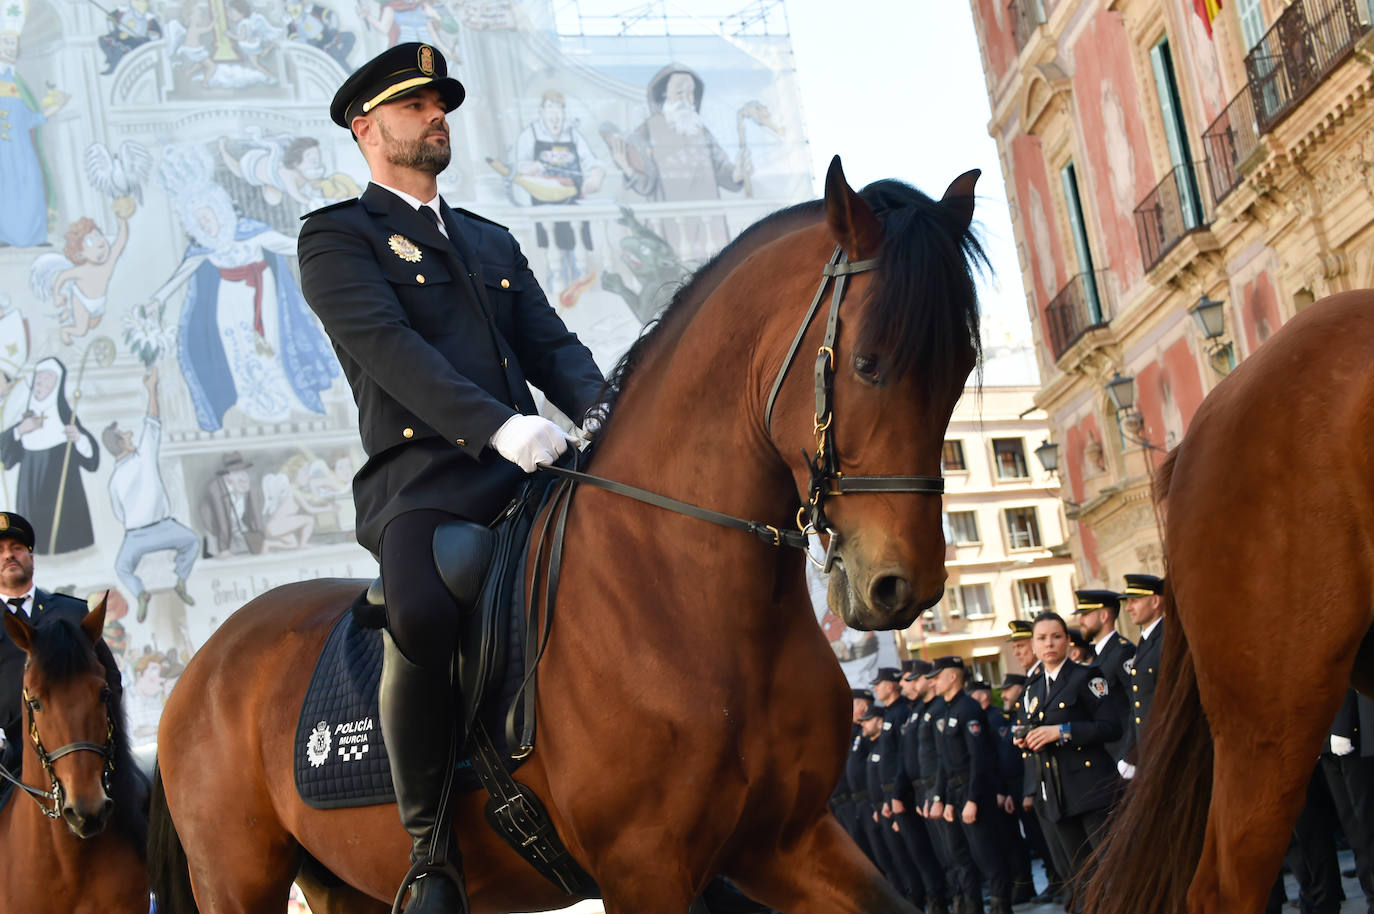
[
  {"left": 227, "top": 0, "right": 285, "bottom": 81},
  {"left": 164, "top": 0, "right": 285, "bottom": 89},
  {"left": 0, "top": 2, "right": 70, "bottom": 249},
  {"left": 148, "top": 145, "right": 338, "bottom": 432},
  {"left": 104, "top": 367, "right": 198, "bottom": 623},
  {"left": 30, "top": 207, "right": 134, "bottom": 345},
  {"left": 0, "top": 357, "right": 100, "bottom": 555},
  {"left": 261, "top": 452, "right": 346, "bottom": 550},
  {"left": 358, "top": 0, "right": 457, "bottom": 60},
  {"left": 285, "top": 0, "right": 354, "bottom": 68},
  {"left": 198, "top": 450, "right": 265, "bottom": 557},
  {"left": 217, "top": 130, "right": 361, "bottom": 212},
  {"left": 605, "top": 63, "right": 755, "bottom": 259},
  {"left": 98, "top": 0, "right": 163, "bottom": 74},
  {"left": 495, "top": 89, "right": 604, "bottom": 303},
  {"left": 600, "top": 205, "right": 691, "bottom": 324}
]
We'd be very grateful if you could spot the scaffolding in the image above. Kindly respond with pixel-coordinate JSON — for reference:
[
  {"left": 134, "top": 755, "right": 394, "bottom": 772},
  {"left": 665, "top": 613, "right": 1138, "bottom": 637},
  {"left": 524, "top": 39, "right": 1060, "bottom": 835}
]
[{"left": 552, "top": 0, "right": 789, "bottom": 38}]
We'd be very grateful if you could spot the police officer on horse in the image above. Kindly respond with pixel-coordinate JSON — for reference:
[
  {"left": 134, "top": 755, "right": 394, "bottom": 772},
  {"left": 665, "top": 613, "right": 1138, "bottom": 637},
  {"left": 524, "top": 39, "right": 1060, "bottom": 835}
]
[{"left": 298, "top": 43, "right": 605, "bottom": 914}]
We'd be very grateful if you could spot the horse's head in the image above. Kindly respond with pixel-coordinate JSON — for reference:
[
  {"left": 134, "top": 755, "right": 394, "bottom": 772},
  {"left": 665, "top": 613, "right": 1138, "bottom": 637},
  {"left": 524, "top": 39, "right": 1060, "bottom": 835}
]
[
  {"left": 3, "top": 597, "right": 116, "bottom": 838},
  {"left": 771, "top": 157, "right": 982, "bottom": 631}
]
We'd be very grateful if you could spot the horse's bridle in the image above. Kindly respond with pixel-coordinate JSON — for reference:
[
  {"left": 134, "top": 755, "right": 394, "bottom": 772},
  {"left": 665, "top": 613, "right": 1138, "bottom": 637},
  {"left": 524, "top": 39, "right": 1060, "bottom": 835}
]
[
  {"left": 540, "top": 245, "right": 945, "bottom": 568},
  {"left": 0, "top": 685, "right": 116, "bottom": 820}
]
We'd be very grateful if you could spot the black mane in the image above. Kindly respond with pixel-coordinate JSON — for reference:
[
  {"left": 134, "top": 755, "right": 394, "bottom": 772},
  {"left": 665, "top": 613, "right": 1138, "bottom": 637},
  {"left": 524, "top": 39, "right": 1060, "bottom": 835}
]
[
  {"left": 593, "top": 180, "right": 985, "bottom": 425},
  {"left": 28, "top": 617, "right": 147, "bottom": 857}
]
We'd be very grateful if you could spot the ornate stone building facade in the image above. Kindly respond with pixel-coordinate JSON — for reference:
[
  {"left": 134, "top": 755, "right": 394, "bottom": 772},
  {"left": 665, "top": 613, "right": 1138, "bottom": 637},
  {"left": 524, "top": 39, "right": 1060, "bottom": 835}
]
[{"left": 970, "top": 0, "right": 1374, "bottom": 587}]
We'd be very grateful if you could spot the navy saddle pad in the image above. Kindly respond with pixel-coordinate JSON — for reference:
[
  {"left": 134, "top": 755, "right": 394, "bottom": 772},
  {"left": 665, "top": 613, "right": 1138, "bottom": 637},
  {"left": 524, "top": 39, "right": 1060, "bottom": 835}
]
[{"left": 293, "top": 608, "right": 528, "bottom": 809}]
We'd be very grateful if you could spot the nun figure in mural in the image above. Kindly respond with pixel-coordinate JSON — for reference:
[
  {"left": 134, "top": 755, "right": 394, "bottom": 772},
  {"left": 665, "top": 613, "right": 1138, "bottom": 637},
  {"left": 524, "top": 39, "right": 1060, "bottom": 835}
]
[
  {"left": 148, "top": 152, "right": 338, "bottom": 432},
  {"left": 607, "top": 63, "right": 751, "bottom": 259},
  {"left": 0, "top": 358, "right": 99, "bottom": 554}
]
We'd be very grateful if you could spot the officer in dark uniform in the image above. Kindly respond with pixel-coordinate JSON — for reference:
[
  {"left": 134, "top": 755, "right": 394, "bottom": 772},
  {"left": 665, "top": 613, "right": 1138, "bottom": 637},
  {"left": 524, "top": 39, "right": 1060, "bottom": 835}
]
[
  {"left": 1120, "top": 573, "right": 1164, "bottom": 772},
  {"left": 1013, "top": 612, "right": 1121, "bottom": 912},
  {"left": 298, "top": 43, "right": 605, "bottom": 914},
  {"left": 914, "top": 664, "right": 965, "bottom": 911},
  {"left": 1323, "top": 688, "right": 1374, "bottom": 912},
  {"left": 1071, "top": 589, "right": 1135, "bottom": 768},
  {"left": 858, "top": 705, "right": 907, "bottom": 889},
  {"left": 0, "top": 512, "right": 124, "bottom": 775},
  {"left": 927, "top": 656, "right": 1012, "bottom": 914},
  {"left": 970, "top": 679, "right": 1035, "bottom": 905},
  {"left": 895, "top": 664, "right": 950, "bottom": 914},
  {"left": 869, "top": 667, "right": 922, "bottom": 901},
  {"left": 844, "top": 692, "right": 878, "bottom": 863},
  {"left": 831, "top": 687, "right": 873, "bottom": 848}
]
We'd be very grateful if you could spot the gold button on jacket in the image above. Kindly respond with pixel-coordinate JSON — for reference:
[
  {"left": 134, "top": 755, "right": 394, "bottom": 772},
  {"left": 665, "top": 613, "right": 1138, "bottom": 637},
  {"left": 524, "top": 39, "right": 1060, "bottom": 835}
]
[
  {"left": 500, "top": 278, "right": 511, "bottom": 289},
  {"left": 402, "top": 427, "right": 414, "bottom": 439}
]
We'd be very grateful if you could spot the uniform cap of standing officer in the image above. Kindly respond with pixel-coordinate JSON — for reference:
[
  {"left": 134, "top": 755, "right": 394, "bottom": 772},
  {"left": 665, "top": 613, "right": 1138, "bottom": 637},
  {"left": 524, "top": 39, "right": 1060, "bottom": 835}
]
[
  {"left": 0, "top": 512, "right": 35, "bottom": 550},
  {"left": 858, "top": 704, "right": 887, "bottom": 722},
  {"left": 1071, "top": 588, "right": 1122, "bottom": 614},
  {"left": 330, "top": 42, "right": 466, "bottom": 130},
  {"left": 923, "top": 655, "right": 965, "bottom": 678},
  {"left": 1121, "top": 573, "right": 1164, "bottom": 596},
  {"left": 902, "top": 659, "right": 933, "bottom": 680},
  {"left": 1006, "top": 618, "right": 1033, "bottom": 641},
  {"left": 871, "top": 667, "right": 901, "bottom": 685}
]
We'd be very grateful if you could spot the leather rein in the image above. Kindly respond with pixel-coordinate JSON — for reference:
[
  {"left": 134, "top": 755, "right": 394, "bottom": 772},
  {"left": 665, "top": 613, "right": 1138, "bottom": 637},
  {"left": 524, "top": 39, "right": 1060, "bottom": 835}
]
[
  {"left": 0, "top": 685, "right": 116, "bottom": 820},
  {"left": 539, "top": 245, "right": 946, "bottom": 569}
]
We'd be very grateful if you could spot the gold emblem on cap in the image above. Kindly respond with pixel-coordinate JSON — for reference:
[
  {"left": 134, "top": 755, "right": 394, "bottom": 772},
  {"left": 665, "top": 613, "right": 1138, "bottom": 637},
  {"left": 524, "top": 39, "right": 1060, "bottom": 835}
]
[
  {"left": 418, "top": 45, "right": 435, "bottom": 76},
  {"left": 389, "top": 234, "right": 423, "bottom": 263},
  {"left": 0, "top": 515, "right": 9, "bottom": 531}
]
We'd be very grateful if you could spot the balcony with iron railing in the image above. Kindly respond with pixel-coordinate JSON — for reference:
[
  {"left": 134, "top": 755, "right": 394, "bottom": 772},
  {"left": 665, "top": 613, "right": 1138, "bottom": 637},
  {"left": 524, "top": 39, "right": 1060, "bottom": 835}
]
[
  {"left": 1134, "top": 162, "right": 1213, "bottom": 273},
  {"left": 1007, "top": 0, "right": 1046, "bottom": 52},
  {"left": 1245, "top": 0, "right": 1370, "bottom": 133},
  {"left": 1045, "top": 270, "right": 1111, "bottom": 361},
  {"left": 1202, "top": 86, "right": 1260, "bottom": 204}
]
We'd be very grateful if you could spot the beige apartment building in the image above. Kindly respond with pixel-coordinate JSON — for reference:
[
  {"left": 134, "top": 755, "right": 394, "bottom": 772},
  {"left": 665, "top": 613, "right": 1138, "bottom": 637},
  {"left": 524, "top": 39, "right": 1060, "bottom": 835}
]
[
  {"left": 904, "top": 384, "right": 1078, "bottom": 684},
  {"left": 969, "top": 0, "right": 1374, "bottom": 587}
]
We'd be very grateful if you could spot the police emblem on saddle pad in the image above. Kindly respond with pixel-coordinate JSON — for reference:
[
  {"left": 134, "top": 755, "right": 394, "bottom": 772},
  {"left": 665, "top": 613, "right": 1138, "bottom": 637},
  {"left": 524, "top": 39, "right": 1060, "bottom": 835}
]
[
  {"left": 389, "top": 234, "right": 422, "bottom": 263},
  {"left": 306, "top": 721, "right": 331, "bottom": 768}
]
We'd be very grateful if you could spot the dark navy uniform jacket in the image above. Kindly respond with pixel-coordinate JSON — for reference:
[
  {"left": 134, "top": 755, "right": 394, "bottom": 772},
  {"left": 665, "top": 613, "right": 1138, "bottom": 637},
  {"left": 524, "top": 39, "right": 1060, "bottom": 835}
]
[
  {"left": 1016, "top": 661, "right": 1121, "bottom": 822},
  {"left": 932, "top": 691, "right": 999, "bottom": 804},
  {"left": 845, "top": 730, "right": 871, "bottom": 817},
  {"left": 1125, "top": 620, "right": 1164, "bottom": 760},
  {"left": 987, "top": 704, "right": 1023, "bottom": 797},
  {"left": 298, "top": 184, "right": 604, "bottom": 553},
  {"left": 877, "top": 700, "right": 912, "bottom": 805},
  {"left": 0, "top": 591, "right": 124, "bottom": 773},
  {"left": 1093, "top": 631, "right": 1136, "bottom": 761},
  {"left": 898, "top": 696, "right": 926, "bottom": 804},
  {"left": 914, "top": 695, "right": 947, "bottom": 805}
]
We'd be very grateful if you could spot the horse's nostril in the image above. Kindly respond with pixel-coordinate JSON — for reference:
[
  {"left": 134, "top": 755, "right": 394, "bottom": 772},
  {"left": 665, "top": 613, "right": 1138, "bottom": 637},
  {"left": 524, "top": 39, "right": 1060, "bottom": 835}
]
[{"left": 870, "top": 574, "right": 913, "bottom": 612}]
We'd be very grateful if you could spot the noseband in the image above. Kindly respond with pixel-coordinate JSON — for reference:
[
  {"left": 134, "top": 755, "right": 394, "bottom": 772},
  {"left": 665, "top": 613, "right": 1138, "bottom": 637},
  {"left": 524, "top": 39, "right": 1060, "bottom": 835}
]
[
  {"left": 541, "top": 245, "right": 945, "bottom": 564},
  {"left": 0, "top": 685, "right": 116, "bottom": 820}
]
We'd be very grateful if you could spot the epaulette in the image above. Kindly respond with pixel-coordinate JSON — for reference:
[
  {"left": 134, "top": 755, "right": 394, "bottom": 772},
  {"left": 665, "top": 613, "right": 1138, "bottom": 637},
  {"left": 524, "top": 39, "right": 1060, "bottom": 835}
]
[
  {"left": 300, "top": 197, "right": 360, "bottom": 221},
  {"left": 453, "top": 207, "right": 508, "bottom": 231}
]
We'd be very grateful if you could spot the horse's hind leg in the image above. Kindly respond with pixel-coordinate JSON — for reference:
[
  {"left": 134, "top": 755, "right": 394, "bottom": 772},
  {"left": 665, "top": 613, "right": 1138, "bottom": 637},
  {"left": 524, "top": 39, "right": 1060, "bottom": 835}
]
[
  {"left": 297, "top": 856, "right": 390, "bottom": 914},
  {"left": 1188, "top": 635, "right": 1350, "bottom": 913},
  {"left": 730, "top": 815, "right": 919, "bottom": 914}
]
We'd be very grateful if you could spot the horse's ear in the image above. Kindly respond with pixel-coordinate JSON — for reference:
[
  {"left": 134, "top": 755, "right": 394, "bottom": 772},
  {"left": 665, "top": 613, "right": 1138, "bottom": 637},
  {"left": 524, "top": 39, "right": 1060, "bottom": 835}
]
[
  {"left": 941, "top": 169, "right": 981, "bottom": 232},
  {"left": 824, "top": 156, "right": 882, "bottom": 261},
  {"left": 80, "top": 592, "right": 108, "bottom": 646},
  {"left": 4, "top": 610, "right": 32, "bottom": 654}
]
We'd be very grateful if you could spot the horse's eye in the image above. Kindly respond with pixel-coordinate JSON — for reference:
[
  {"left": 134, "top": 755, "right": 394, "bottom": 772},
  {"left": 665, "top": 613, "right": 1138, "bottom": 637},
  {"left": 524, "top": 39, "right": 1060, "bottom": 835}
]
[{"left": 853, "top": 354, "right": 880, "bottom": 379}]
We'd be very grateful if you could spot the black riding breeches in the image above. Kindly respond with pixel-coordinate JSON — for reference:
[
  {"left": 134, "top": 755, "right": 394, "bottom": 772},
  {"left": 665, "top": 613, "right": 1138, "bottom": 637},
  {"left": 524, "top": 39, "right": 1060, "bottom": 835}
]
[{"left": 380, "top": 508, "right": 464, "bottom": 670}]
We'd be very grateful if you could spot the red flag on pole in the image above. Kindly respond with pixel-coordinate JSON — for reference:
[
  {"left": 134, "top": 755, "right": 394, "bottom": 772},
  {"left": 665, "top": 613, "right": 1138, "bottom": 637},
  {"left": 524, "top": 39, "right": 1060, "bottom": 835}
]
[{"left": 1194, "top": 0, "right": 1222, "bottom": 37}]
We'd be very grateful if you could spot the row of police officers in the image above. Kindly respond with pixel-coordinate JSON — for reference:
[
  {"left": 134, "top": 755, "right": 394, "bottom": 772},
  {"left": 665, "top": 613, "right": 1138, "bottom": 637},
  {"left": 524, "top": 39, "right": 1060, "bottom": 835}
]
[{"left": 830, "top": 573, "right": 1167, "bottom": 914}]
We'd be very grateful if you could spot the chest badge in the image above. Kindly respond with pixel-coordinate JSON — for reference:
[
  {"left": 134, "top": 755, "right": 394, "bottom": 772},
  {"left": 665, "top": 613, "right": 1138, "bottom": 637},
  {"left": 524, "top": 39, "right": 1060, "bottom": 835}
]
[
  {"left": 389, "top": 234, "right": 423, "bottom": 263},
  {"left": 1028, "top": 696, "right": 1039, "bottom": 714}
]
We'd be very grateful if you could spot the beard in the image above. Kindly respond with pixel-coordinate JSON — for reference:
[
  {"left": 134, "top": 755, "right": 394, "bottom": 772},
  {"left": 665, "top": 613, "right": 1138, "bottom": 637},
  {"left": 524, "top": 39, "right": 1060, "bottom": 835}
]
[
  {"left": 379, "top": 119, "right": 452, "bottom": 175},
  {"left": 662, "top": 98, "right": 703, "bottom": 137}
]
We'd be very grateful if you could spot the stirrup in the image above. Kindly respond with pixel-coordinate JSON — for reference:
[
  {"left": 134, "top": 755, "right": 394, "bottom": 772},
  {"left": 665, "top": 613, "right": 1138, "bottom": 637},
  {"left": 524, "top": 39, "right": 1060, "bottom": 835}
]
[{"left": 389, "top": 857, "right": 467, "bottom": 914}]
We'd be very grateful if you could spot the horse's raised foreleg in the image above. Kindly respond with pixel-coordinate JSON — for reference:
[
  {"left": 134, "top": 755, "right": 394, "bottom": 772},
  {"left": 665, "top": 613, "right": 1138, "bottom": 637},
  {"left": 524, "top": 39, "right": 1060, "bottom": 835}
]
[{"left": 731, "top": 814, "right": 918, "bottom": 914}]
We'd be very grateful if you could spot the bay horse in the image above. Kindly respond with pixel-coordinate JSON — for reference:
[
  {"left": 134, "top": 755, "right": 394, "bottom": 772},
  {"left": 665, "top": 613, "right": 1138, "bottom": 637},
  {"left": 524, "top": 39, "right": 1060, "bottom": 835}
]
[
  {"left": 0, "top": 598, "right": 150, "bottom": 913},
  {"left": 1084, "top": 290, "right": 1374, "bottom": 914},
  {"left": 148, "top": 157, "right": 985, "bottom": 914}
]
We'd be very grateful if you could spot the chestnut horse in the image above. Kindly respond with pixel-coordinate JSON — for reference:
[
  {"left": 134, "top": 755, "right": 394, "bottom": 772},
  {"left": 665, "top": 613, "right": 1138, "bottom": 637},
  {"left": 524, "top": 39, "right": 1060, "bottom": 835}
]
[
  {"left": 0, "top": 600, "right": 149, "bottom": 913},
  {"left": 1084, "top": 290, "right": 1374, "bottom": 914},
  {"left": 148, "top": 157, "right": 985, "bottom": 913}
]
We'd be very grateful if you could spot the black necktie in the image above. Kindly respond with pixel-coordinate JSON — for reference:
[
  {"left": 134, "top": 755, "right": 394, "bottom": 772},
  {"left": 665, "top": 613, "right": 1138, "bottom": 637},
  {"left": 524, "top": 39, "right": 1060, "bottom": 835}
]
[
  {"left": 421, "top": 205, "right": 444, "bottom": 235},
  {"left": 7, "top": 597, "right": 27, "bottom": 620}
]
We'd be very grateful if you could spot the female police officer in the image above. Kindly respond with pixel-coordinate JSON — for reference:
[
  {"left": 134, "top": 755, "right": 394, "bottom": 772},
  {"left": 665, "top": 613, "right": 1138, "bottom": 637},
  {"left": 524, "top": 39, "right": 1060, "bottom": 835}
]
[{"left": 1013, "top": 611, "right": 1121, "bottom": 911}]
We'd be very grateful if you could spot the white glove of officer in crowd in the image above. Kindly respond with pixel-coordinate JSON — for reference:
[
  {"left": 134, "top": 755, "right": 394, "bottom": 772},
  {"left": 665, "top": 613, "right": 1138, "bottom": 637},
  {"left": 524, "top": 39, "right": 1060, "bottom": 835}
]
[
  {"left": 0, "top": 726, "right": 6, "bottom": 752},
  {"left": 489, "top": 414, "right": 574, "bottom": 474},
  {"left": 1117, "top": 759, "right": 1136, "bottom": 779},
  {"left": 1332, "top": 735, "right": 1356, "bottom": 756}
]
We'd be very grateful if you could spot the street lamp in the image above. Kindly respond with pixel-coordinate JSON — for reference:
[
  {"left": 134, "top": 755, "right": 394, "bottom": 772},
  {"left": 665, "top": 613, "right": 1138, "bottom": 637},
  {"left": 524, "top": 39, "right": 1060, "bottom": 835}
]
[
  {"left": 1034, "top": 439, "right": 1059, "bottom": 474},
  {"left": 1187, "top": 295, "right": 1226, "bottom": 340},
  {"left": 1104, "top": 372, "right": 1163, "bottom": 452}
]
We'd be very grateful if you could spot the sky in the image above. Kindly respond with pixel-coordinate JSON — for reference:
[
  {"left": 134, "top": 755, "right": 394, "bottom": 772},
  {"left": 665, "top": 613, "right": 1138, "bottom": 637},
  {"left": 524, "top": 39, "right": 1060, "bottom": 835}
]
[{"left": 785, "top": 1, "right": 1034, "bottom": 354}]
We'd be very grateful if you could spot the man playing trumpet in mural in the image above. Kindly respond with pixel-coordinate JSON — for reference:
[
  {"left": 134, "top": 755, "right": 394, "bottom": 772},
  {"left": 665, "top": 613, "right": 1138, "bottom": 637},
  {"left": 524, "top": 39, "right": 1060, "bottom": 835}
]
[{"left": 298, "top": 43, "right": 604, "bottom": 914}]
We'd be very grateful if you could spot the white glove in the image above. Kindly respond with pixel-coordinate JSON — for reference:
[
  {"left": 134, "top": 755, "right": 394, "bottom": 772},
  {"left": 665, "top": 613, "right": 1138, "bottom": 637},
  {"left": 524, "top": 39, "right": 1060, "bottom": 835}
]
[
  {"left": 0, "top": 726, "right": 7, "bottom": 750},
  {"left": 488, "top": 414, "right": 572, "bottom": 473},
  {"left": 1117, "top": 759, "right": 1136, "bottom": 779},
  {"left": 1332, "top": 735, "right": 1356, "bottom": 757}
]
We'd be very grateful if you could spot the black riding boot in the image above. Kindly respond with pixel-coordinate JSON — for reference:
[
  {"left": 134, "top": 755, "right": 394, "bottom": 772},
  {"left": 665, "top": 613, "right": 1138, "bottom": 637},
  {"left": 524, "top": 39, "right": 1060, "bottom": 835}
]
[{"left": 380, "top": 631, "right": 469, "bottom": 914}]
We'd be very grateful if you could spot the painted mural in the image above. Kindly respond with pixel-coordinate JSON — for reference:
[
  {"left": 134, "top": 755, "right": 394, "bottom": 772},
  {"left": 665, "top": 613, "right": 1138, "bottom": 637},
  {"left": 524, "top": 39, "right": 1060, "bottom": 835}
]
[{"left": 0, "top": 0, "right": 815, "bottom": 749}]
